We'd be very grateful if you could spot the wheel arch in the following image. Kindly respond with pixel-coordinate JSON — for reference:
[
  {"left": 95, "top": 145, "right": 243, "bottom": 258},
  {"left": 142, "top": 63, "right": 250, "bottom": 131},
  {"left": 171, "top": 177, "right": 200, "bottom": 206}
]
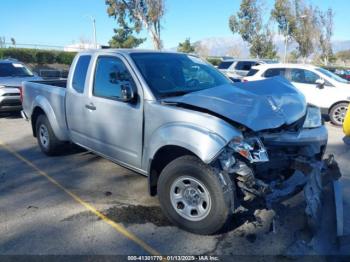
[
  {"left": 31, "top": 106, "right": 46, "bottom": 137},
  {"left": 148, "top": 145, "right": 197, "bottom": 196},
  {"left": 30, "top": 96, "right": 69, "bottom": 141},
  {"left": 144, "top": 123, "right": 236, "bottom": 196}
]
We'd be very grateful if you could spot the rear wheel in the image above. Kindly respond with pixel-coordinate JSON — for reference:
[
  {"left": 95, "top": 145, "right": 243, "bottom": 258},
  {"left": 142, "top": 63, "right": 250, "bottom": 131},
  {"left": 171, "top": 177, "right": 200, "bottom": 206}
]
[
  {"left": 329, "top": 102, "right": 349, "bottom": 126},
  {"left": 158, "top": 156, "right": 232, "bottom": 235},
  {"left": 36, "top": 114, "right": 63, "bottom": 156}
]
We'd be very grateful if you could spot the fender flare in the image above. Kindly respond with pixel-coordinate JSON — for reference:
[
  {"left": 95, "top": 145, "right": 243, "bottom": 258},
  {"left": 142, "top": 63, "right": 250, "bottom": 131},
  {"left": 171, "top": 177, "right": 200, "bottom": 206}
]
[{"left": 31, "top": 95, "right": 69, "bottom": 141}]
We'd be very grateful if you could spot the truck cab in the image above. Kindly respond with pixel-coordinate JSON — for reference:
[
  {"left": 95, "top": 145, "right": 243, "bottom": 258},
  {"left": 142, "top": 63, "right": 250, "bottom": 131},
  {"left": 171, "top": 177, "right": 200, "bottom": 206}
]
[{"left": 22, "top": 50, "right": 335, "bottom": 235}]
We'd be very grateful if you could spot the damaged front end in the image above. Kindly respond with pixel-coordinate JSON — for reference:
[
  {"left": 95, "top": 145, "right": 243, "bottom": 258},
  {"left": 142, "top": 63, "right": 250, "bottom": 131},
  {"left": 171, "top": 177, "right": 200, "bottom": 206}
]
[{"left": 214, "top": 107, "right": 342, "bottom": 232}]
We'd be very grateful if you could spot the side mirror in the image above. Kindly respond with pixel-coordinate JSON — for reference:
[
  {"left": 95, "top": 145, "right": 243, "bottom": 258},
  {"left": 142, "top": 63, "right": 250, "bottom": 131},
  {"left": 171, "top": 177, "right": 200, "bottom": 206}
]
[
  {"left": 316, "top": 79, "right": 325, "bottom": 89},
  {"left": 120, "top": 84, "right": 135, "bottom": 102}
]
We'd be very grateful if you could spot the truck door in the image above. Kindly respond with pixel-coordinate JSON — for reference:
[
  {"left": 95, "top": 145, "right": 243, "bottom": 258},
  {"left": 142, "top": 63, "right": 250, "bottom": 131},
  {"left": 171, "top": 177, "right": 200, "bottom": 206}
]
[
  {"left": 83, "top": 54, "right": 143, "bottom": 169},
  {"left": 66, "top": 54, "right": 92, "bottom": 146}
]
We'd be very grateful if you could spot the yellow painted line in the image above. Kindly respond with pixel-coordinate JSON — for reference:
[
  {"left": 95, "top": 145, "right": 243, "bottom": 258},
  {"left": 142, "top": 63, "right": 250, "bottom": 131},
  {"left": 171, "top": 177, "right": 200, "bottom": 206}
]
[{"left": 0, "top": 140, "right": 160, "bottom": 256}]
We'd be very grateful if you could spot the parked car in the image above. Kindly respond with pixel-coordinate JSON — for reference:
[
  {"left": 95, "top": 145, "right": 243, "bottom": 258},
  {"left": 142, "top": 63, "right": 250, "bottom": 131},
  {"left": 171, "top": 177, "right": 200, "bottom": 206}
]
[
  {"left": 244, "top": 63, "right": 350, "bottom": 126},
  {"left": 0, "top": 59, "right": 42, "bottom": 112},
  {"left": 218, "top": 59, "right": 278, "bottom": 82},
  {"left": 344, "top": 104, "right": 350, "bottom": 136},
  {"left": 336, "top": 69, "right": 350, "bottom": 81},
  {"left": 22, "top": 50, "right": 334, "bottom": 234}
]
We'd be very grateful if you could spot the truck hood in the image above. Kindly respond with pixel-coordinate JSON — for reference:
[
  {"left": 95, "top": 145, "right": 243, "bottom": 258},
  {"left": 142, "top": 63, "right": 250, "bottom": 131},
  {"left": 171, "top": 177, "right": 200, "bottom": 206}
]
[{"left": 163, "top": 77, "right": 307, "bottom": 132}]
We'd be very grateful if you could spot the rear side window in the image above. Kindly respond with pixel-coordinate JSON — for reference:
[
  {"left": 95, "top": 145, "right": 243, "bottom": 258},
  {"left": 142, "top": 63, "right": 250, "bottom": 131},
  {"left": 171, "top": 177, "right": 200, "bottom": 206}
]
[
  {"left": 235, "top": 61, "right": 256, "bottom": 71},
  {"left": 72, "top": 55, "right": 91, "bottom": 93},
  {"left": 264, "top": 68, "right": 286, "bottom": 78},
  {"left": 218, "top": 61, "right": 234, "bottom": 69},
  {"left": 93, "top": 56, "right": 136, "bottom": 100},
  {"left": 247, "top": 69, "right": 259, "bottom": 76}
]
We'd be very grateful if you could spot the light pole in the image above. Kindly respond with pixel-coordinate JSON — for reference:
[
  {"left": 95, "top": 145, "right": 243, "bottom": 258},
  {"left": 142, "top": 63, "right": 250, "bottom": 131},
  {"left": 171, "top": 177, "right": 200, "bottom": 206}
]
[
  {"left": 300, "top": 15, "right": 308, "bottom": 64},
  {"left": 284, "top": 21, "right": 289, "bottom": 63},
  {"left": 86, "top": 16, "right": 97, "bottom": 49}
]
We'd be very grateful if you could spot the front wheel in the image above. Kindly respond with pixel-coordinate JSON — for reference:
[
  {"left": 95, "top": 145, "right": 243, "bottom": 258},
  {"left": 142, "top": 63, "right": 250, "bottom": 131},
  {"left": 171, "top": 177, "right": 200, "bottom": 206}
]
[
  {"left": 158, "top": 156, "right": 232, "bottom": 235},
  {"left": 329, "top": 102, "right": 349, "bottom": 126}
]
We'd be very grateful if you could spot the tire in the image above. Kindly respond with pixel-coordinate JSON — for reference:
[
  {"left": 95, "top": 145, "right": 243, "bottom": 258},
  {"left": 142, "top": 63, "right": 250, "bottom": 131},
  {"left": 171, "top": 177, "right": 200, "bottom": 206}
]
[
  {"left": 35, "top": 114, "right": 63, "bottom": 156},
  {"left": 329, "top": 102, "right": 349, "bottom": 126},
  {"left": 157, "top": 156, "right": 232, "bottom": 235}
]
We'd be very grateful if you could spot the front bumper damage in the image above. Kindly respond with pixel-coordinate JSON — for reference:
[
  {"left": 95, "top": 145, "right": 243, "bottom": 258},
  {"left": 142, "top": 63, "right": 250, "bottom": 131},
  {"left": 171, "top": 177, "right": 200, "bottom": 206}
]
[
  {"left": 266, "top": 155, "right": 342, "bottom": 232},
  {"left": 215, "top": 125, "right": 343, "bottom": 237}
]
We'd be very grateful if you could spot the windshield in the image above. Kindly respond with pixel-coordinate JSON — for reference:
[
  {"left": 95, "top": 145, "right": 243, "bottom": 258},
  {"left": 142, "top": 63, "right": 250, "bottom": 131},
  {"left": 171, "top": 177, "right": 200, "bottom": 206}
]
[
  {"left": 316, "top": 68, "right": 349, "bottom": 84},
  {"left": 131, "top": 53, "right": 231, "bottom": 98},
  {"left": 0, "top": 62, "right": 34, "bottom": 77}
]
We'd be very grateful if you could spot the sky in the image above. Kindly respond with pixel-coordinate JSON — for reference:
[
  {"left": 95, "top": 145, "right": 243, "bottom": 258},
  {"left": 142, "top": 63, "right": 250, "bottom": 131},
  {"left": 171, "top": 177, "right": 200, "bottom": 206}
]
[{"left": 0, "top": 0, "right": 349, "bottom": 49}]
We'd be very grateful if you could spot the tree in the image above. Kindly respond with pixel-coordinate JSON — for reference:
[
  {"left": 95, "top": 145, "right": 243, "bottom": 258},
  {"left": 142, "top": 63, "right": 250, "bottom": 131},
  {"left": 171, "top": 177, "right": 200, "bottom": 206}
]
[
  {"left": 195, "top": 43, "right": 210, "bottom": 58},
  {"left": 293, "top": 2, "right": 319, "bottom": 62},
  {"left": 177, "top": 38, "right": 195, "bottom": 53},
  {"left": 336, "top": 50, "right": 350, "bottom": 63},
  {"left": 229, "top": 0, "right": 277, "bottom": 59},
  {"left": 106, "top": 0, "right": 164, "bottom": 50},
  {"left": 271, "top": 0, "right": 320, "bottom": 62},
  {"left": 0, "top": 37, "right": 6, "bottom": 48},
  {"left": 10, "top": 38, "right": 16, "bottom": 47},
  {"left": 271, "top": 0, "right": 297, "bottom": 62},
  {"left": 109, "top": 27, "right": 146, "bottom": 48},
  {"left": 317, "top": 8, "right": 334, "bottom": 65}
]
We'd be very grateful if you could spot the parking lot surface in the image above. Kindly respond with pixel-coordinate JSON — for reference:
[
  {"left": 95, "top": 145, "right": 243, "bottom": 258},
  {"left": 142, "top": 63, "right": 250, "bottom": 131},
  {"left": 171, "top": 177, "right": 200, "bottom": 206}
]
[{"left": 0, "top": 112, "right": 349, "bottom": 256}]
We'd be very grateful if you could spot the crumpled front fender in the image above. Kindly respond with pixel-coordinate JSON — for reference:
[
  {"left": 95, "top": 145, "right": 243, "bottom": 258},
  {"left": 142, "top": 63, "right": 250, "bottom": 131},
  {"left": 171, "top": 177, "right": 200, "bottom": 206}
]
[{"left": 144, "top": 122, "right": 241, "bottom": 168}]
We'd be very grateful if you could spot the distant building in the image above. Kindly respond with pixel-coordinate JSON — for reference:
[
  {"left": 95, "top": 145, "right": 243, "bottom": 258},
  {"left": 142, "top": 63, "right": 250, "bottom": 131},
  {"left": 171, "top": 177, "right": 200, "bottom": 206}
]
[{"left": 64, "top": 43, "right": 101, "bottom": 52}]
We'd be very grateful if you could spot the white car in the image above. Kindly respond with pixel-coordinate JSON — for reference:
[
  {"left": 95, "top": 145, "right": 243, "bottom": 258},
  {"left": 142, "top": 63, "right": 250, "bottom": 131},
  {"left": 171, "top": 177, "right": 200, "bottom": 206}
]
[
  {"left": 0, "top": 60, "right": 42, "bottom": 112},
  {"left": 218, "top": 59, "right": 277, "bottom": 82},
  {"left": 244, "top": 63, "right": 350, "bottom": 126}
]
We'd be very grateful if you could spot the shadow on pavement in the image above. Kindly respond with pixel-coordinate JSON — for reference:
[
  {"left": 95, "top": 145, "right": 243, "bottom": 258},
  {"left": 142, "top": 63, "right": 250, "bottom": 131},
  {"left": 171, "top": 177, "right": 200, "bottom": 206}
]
[{"left": 0, "top": 111, "right": 22, "bottom": 119}]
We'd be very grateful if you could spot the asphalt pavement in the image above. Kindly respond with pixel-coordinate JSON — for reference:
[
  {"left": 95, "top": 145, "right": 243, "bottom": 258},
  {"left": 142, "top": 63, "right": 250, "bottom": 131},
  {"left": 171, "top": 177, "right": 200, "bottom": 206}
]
[{"left": 0, "top": 112, "right": 349, "bottom": 257}]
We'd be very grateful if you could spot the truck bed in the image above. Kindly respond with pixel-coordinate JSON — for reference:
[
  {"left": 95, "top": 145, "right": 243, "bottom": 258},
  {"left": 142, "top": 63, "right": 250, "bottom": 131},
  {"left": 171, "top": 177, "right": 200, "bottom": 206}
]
[
  {"left": 30, "top": 79, "right": 67, "bottom": 88},
  {"left": 22, "top": 79, "right": 69, "bottom": 141}
]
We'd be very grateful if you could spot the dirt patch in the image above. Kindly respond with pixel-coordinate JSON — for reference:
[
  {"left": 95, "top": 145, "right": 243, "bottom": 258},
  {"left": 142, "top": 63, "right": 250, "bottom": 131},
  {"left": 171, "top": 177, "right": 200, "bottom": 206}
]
[
  {"left": 103, "top": 205, "right": 173, "bottom": 227},
  {"left": 61, "top": 204, "right": 173, "bottom": 227}
]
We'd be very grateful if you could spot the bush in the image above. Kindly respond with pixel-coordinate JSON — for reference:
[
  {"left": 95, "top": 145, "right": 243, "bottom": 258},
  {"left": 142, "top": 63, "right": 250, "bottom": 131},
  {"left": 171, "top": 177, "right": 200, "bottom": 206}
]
[
  {"left": 36, "top": 51, "right": 56, "bottom": 64},
  {"left": 0, "top": 48, "right": 36, "bottom": 63},
  {"left": 206, "top": 57, "right": 222, "bottom": 66},
  {"left": 0, "top": 48, "right": 76, "bottom": 65},
  {"left": 56, "top": 51, "right": 76, "bottom": 65}
]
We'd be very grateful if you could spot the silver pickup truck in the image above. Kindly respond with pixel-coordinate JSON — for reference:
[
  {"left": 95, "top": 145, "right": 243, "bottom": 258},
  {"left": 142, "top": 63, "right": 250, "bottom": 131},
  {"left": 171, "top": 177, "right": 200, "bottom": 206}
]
[{"left": 21, "top": 49, "right": 338, "bottom": 235}]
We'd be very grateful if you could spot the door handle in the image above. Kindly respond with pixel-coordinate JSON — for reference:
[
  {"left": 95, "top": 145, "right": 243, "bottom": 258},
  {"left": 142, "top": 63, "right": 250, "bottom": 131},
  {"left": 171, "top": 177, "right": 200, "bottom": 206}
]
[{"left": 85, "top": 103, "right": 96, "bottom": 111}]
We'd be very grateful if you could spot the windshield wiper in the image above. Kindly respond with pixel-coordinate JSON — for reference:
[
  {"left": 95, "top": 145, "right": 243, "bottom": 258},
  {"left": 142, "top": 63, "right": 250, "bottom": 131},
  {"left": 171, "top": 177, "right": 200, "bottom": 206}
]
[
  {"left": 15, "top": 75, "right": 33, "bottom": 77},
  {"left": 159, "top": 91, "right": 190, "bottom": 98}
]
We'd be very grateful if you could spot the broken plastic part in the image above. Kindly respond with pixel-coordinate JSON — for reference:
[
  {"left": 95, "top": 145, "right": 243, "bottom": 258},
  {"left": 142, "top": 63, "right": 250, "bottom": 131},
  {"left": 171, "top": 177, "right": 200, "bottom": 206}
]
[{"left": 229, "top": 137, "right": 269, "bottom": 163}]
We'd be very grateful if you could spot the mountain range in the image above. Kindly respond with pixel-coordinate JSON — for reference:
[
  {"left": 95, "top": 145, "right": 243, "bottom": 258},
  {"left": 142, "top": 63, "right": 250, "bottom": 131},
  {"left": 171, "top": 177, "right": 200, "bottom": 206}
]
[{"left": 188, "top": 36, "right": 350, "bottom": 57}]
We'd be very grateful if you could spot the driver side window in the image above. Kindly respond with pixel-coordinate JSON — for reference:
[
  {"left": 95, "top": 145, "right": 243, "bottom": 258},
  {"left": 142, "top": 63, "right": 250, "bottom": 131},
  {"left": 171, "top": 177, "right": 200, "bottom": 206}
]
[
  {"left": 291, "top": 69, "right": 319, "bottom": 84},
  {"left": 93, "top": 56, "right": 135, "bottom": 100}
]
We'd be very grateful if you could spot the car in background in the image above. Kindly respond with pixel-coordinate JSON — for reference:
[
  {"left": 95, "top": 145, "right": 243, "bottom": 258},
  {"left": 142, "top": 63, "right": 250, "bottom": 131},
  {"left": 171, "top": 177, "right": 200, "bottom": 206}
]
[
  {"left": 335, "top": 69, "right": 350, "bottom": 81},
  {"left": 243, "top": 63, "right": 350, "bottom": 126},
  {"left": 0, "top": 59, "right": 42, "bottom": 112},
  {"left": 218, "top": 59, "right": 278, "bottom": 82}
]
